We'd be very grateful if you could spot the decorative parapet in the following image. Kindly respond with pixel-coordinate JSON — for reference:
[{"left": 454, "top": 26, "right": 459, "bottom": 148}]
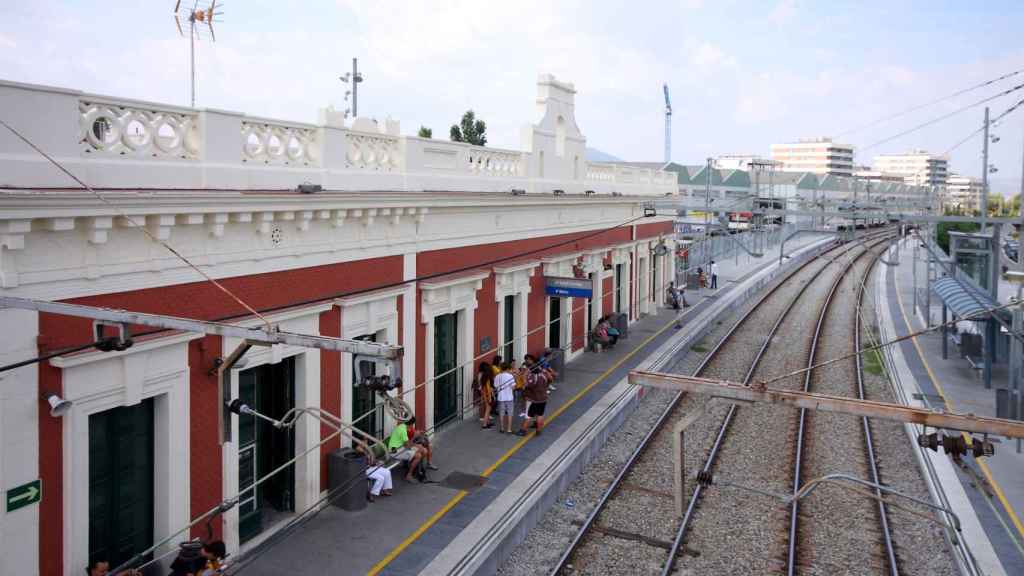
[
  {"left": 586, "top": 162, "right": 616, "bottom": 182},
  {"left": 79, "top": 98, "right": 200, "bottom": 159},
  {"left": 2, "top": 78, "right": 678, "bottom": 195},
  {"left": 241, "top": 119, "right": 320, "bottom": 167},
  {"left": 346, "top": 130, "right": 401, "bottom": 171},
  {"left": 466, "top": 147, "right": 523, "bottom": 177}
]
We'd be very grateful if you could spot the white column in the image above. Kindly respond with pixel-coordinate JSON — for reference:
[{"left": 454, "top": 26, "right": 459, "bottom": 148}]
[
  {"left": 0, "top": 309, "right": 39, "bottom": 576},
  {"left": 517, "top": 292, "right": 529, "bottom": 359},
  {"left": 423, "top": 316, "right": 435, "bottom": 430},
  {"left": 402, "top": 253, "right": 417, "bottom": 420},
  {"left": 294, "top": 350, "right": 320, "bottom": 512}
]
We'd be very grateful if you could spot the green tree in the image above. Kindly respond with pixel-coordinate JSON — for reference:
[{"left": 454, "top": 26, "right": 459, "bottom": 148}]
[
  {"left": 417, "top": 126, "right": 433, "bottom": 138},
  {"left": 449, "top": 110, "right": 487, "bottom": 146},
  {"left": 937, "top": 221, "right": 981, "bottom": 254}
]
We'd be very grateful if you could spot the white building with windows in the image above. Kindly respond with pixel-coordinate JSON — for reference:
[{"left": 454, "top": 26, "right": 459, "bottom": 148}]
[
  {"left": 873, "top": 150, "right": 949, "bottom": 187},
  {"left": 769, "top": 138, "right": 855, "bottom": 176},
  {"left": 945, "top": 173, "right": 984, "bottom": 212}
]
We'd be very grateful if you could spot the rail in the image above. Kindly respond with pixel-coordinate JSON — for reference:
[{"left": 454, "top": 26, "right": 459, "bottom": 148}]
[
  {"left": 786, "top": 235, "right": 897, "bottom": 575},
  {"left": 550, "top": 233, "right": 868, "bottom": 576}
]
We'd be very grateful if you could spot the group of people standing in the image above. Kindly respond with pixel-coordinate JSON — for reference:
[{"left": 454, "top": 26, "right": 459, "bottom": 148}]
[{"left": 476, "top": 353, "right": 557, "bottom": 436}]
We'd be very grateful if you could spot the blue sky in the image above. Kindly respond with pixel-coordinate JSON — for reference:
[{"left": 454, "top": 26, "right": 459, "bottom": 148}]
[{"left": 2, "top": 1, "right": 1023, "bottom": 194}]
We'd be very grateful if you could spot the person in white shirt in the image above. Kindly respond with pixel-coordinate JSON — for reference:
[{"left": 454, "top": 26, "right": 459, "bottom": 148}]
[
  {"left": 710, "top": 260, "right": 719, "bottom": 290},
  {"left": 493, "top": 363, "right": 517, "bottom": 433}
]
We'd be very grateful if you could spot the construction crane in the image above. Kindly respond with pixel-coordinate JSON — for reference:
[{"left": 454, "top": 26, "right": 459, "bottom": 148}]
[{"left": 663, "top": 83, "right": 672, "bottom": 164}]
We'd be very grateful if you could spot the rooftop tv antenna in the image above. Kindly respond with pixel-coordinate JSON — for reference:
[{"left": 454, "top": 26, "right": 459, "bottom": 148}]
[{"left": 174, "top": 0, "right": 223, "bottom": 107}]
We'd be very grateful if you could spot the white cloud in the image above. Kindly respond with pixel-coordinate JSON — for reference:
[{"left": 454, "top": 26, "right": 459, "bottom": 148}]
[
  {"left": 0, "top": 33, "right": 15, "bottom": 49},
  {"left": 688, "top": 41, "right": 738, "bottom": 71},
  {"left": 768, "top": 0, "right": 797, "bottom": 27}
]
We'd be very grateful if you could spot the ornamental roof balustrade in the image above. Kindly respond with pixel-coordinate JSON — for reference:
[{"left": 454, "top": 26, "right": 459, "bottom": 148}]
[{"left": 0, "top": 77, "right": 676, "bottom": 196}]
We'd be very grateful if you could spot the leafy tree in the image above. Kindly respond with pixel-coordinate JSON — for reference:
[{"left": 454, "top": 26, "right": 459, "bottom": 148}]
[
  {"left": 937, "top": 221, "right": 980, "bottom": 254},
  {"left": 450, "top": 110, "right": 487, "bottom": 146},
  {"left": 417, "top": 126, "right": 433, "bottom": 138}
]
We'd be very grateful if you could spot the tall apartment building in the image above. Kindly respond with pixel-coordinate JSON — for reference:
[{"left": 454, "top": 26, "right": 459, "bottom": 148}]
[
  {"left": 945, "top": 173, "right": 984, "bottom": 212},
  {"left": 853, "top": 166, "right": 906, "bottom": 183},
  {"left": 872, "top": 151, "right": 949, "bottom": 186},
  {"left": 769, "top": 138, "right": 855, "bottom": 176}
]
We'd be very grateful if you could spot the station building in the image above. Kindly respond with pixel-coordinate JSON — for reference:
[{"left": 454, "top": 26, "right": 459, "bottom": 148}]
[{"left": 0, "top": 74, "right": 676, "bottom": 574}]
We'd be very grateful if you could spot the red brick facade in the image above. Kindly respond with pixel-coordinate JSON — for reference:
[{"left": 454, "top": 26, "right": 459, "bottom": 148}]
[{"left": 35, "top": 220, "right": 672, "bottom": 570}]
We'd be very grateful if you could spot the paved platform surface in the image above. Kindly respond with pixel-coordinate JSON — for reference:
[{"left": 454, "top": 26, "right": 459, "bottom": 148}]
[
  {"left": 888, "top": 236, "right": 1024, "bottom": 573},
  {"left": 231, "top": 231, "right": 826, "bottom": 576}
]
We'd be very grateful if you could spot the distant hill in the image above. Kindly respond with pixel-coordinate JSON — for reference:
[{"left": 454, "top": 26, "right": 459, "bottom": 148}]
[{"left": 585, "top": 147, "right": 622, "bottom": 162}]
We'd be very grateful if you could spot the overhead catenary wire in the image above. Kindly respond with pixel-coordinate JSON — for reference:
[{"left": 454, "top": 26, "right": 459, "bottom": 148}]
[
  {"left": 941, "top": 95, "right": 1024, "bottom": 157},
  {"left": 835, "top": 66, "right": 1024, "bottom": 138},
  {"left": 0, "top": 118, "right": 274, "bottom": 330},
  {"left": 858, "top": 80, "right": 1024, "bottom": 153}
]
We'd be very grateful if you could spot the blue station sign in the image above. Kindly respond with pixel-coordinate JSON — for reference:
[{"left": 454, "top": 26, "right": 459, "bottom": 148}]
[{"left": 544, "top": 276, "right": 593, "bottom": 299}]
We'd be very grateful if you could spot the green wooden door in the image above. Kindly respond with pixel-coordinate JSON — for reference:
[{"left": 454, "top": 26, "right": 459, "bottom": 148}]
[
  {"left": 548, "top": 297, "right": 561, "bottom": 350},
  {"left": 352, "top": 334, "right": 384, "bottom": 442},
  {"left": 615, "top": 263, "right": 624, "bottom": 313},
  {"left": 503, "top": 295, "right": 515, "bottom": 361},
  {"left": 434, "top": 313, "right": 459, "bottom": 427},
  {"left": 89, "top": 399, "right": 154, "bottom": 568},
  {"left": 238, "top": 358, "right": 295, "bottom": 543}
]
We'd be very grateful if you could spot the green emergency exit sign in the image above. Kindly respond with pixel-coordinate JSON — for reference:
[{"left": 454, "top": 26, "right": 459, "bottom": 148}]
[{"left": 6, "top": 479, "right": 41, "bottom": 512}]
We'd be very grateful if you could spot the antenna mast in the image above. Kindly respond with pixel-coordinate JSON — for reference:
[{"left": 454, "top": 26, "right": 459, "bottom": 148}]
[
  {"left": 663, "top": 83, "right": 672, "bottom": 164},
  {"left": 339, "top": 58, "right": 365, "bottom": 118},
  {"left": 174, "top": 0, "right": 223, "bottom": 107}
]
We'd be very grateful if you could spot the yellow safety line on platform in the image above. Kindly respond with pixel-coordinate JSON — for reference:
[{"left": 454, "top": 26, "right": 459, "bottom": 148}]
[
  {"left": 892, "top": 260, "right": 1024, "bottom": 544},
  {"left": 367, "top": 307, "right": 685, "bottom": 575}
]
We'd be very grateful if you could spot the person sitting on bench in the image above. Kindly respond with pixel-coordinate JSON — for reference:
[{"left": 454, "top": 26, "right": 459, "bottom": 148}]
[
  {"left": 386, "top": 416, "right": 436, "bottom": 481},
  {"left": 354, "top": 440, "right": 393, "bottom": 502}
]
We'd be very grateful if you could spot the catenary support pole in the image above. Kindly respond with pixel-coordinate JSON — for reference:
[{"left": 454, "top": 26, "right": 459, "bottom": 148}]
[{"left": 982, "top": 106, "right": 990, "bottom": 230}]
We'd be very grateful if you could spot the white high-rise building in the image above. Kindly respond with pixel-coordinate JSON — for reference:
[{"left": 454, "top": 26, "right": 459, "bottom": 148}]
[
  {"left": 873, "top": 151, "right": 949, "bottom": 187},
  {"left": 769, "top": 138, "right": 855, "bottom": 176},
  {"left": 945, "top": 173, "right": 984, "bottom": 212}
]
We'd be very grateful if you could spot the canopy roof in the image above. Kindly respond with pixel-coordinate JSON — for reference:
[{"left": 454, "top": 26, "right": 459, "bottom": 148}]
[{"left": 932, "top": 277, "right": 1008, "bottom": 322}]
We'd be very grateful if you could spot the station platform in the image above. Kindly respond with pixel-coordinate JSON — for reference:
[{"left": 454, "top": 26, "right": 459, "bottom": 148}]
[
  {"left": 883, "top": 236, "right": 1024, "bottom": 575},
  {"left": 231, "top": 231, "right": 830, "bottom": 576}
]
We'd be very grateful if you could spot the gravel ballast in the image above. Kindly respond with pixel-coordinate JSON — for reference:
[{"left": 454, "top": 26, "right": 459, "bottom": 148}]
[{"left": 501, "top": 234, "right": 957, "bottom": 576}]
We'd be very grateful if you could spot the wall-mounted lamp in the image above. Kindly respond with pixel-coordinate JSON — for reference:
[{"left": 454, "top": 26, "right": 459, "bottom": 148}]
[{"left": 44, "top": 393, "right": 72, "bottom": 418}]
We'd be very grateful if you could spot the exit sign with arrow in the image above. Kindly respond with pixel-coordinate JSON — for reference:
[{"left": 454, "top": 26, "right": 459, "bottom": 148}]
[{"left": 6, "top": 479, "right": 41, "bottom": 512}]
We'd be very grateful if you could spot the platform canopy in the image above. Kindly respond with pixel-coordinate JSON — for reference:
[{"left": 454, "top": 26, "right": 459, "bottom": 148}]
[{"left": 932, "top": 277, "right": 1009, "bottom": 323}]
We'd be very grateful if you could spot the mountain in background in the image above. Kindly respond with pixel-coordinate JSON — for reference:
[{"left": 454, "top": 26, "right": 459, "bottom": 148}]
[{"left": 585, "top": 147, "right": 622, "bottom": 162}]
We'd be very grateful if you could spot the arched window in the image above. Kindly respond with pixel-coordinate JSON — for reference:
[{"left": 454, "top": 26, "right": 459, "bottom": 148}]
[
  {"left": 574, "top": 155, "right": 580, "bottom": 180},
  {"left": 539, "top": 150, "right": 545, "bottom": 178},
  {"left": 556, "top": 116, "right": 566, "bottom": 157}
]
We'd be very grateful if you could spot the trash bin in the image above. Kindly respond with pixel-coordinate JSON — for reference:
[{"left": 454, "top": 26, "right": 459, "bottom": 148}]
[
  {"left": 612, "top": 313, "right": 628, "bottom": 340},
  {"left": 328, "top": 449, "right": 366, "bottom": 511}
]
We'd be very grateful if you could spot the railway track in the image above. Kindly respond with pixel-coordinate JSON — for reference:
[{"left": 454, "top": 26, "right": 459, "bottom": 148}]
[
  {"left": 550, "top": 230, "right": 894, "bottom": 576},
  {"left": 788, "top": 237, "right": 897, "bottom": 575}
]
